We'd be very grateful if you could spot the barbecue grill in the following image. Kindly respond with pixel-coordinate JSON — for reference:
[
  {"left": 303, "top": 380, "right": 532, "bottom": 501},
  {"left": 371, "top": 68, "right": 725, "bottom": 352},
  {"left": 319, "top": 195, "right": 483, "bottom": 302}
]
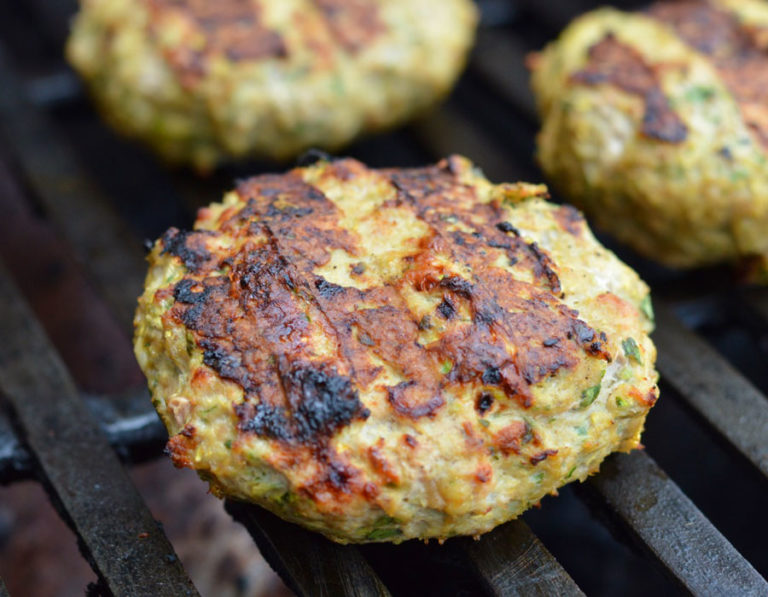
[{"left": 0, "top": 0, "right": 767, "bottom": 595}]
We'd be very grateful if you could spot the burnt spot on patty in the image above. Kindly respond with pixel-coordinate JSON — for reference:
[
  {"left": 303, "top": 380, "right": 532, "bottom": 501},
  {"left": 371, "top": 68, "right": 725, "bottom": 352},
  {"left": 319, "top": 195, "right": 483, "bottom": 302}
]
[
  {"left": 164, "top": 157, "right": 611, "bottom": 441},
  {"left": 553, "top": 205, "right": 584, "bottom": 236},
  {"left": 236, "top": 357, "right": 369, "bottom": 441},
  {"left": 312, "top": 0, "right": 385, "bottom": 53},
  {"left": 649, "top": 0, "right": 768, "bottom": 149},
  {"left": 572, "top": 33, "right": 688, "bottom": 143},
  {"left": 161, "top": 228, "right": 216, "bottom": 273},
  {"left": 147, "top": 0, "right": 287, "bottom": 84}
]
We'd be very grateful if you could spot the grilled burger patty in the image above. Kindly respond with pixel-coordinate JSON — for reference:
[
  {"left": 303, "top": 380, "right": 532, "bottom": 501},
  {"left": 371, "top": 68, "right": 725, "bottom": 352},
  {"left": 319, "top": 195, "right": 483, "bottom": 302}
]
[
  {"left": 531, "top": 0, "right": 768, "bottom": 280},
  {"left": 66, "top": 0, "right": 477, "bottom": 171},
  {"left": 134, "top": 156, "right": 658, "bottom": 543}
]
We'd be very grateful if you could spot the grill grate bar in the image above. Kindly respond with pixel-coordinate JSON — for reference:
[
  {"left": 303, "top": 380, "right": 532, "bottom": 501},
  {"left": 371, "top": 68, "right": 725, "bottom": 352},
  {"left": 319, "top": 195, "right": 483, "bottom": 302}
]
[
  {"left": 585, "top": 451, "right": 768, "bottom": 596},
  {"left": 418, "top": 76, "right": 768, "bottom": 594},
  {"left": 461, "top": 519, "right": 585, "bottom": 596},
  {"left": 0, "top": 262, "right": 199, "bottom": 597},
  {"left": 0, "top": 390, "right": 166, "bottom": 484},
  {"left": 653, "top": 303, "right": 768, "bottom": 478},
  {"left": 0, "top": 45, "right": 146, "bottom": 331},
  {"left": 225, "top": 501, "right": 391, "bottom": 597}
]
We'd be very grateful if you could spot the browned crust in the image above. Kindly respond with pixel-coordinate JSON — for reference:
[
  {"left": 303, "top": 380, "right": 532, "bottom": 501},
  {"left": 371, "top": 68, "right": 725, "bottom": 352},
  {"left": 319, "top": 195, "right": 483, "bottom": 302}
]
[
  {"left": 571, "top": 34, "right": 688, "bottom": 143},
  {"left": 145, "top": 0, "right": 384, "bottom": 85},
  {"left": 146, "top": 0, "right": 287, "bottom": 86},
  {"left": 648, "top": 0, "right": 768, "bottom": 149},
  {"left": 157, "top": 157, "right": 613, "bottom": 503},
  {"left": 312, "top": 0, "right": 385, "bottom": 53}
]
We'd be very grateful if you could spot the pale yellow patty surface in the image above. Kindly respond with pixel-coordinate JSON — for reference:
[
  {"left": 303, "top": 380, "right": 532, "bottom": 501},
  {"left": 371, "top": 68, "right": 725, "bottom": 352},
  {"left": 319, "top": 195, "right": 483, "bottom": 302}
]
[
  {"left": 531, "top": 0, "right": 768, "bottom": 279},
  {"left": 67, "top": 0, "right": 477, "bottom": 170},
  {"left": 134, "top": 156, "right": 658, "bottom": 543}
]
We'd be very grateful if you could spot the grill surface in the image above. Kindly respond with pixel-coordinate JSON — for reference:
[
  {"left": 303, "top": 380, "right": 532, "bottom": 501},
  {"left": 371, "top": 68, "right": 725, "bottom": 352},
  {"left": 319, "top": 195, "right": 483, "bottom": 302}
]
[{"left": 0, "top": 0, "right": 767, "bottom": 595}]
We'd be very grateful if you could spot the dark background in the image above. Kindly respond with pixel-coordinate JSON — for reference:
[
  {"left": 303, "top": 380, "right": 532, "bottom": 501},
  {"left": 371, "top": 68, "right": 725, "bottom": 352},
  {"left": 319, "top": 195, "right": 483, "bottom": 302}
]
[{"left": 0, "top": 1, "right": 766, "bottom": 595}]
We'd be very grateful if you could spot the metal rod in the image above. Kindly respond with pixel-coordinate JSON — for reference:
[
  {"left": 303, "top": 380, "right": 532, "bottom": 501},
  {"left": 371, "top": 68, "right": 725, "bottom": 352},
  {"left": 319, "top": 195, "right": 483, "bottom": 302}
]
[
  {"left": 0, "top": 262, "right": 198, "bottom": 597},
  {"left": 225, "top": 501, "right": 391, "bottom": 597},
  {"left": 654, "top": 302, "right": 768, "bottom": 478},
  {"left": 586, "top": 451, "right": 768, "bottom": 596},
  {"left": 0, "top": 45, "right": 146, "bottom": 332},
  {"left": 460, "top": 519, "right": 585, "bottom": 596}
]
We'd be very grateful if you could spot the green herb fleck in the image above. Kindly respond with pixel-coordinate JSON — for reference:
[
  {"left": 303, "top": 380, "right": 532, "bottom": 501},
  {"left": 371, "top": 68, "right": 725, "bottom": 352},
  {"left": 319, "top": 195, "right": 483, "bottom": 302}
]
[
  {"left": 619, "top": 367, "right": 633, "bottom": 381},
  {"left": 331, "top": 74, "right": 345, "bottom": 96},
  {"left": 730, "top": 169, "right": 749, "bottom": 182},
  {"left": 640, "top": 295, "right": 654, "bottom": 322},
  {"left": 622, "top": 337, "right": 643, "bottom": 364},
  {"left": 576, "top": 424, "right": 588, "bottom": 436},
  {"left": 478, "top": 419, "right": 490, "bottom": 428},
  {"left": 565, "top": 466, "right": 577, "bottom": 480},
  {"left": 685, "top": 85, "right": 716, "bottom": 102},
  {"left": 580, "top": 383, "right": 601, "bottom": 408},
  {"left": 533, "top": 471, "right": 545, "bottom": 484},
  {"left": 224, "top": 439, "right": 232, "bottom": 450},
  {"left": 615, "top": 397, "right": 628, "bottom": 408},
  {"left": 440, "top": 361, "right": 453, "bottom": 375},
  {"left": 366, "top": 527, "right": 403, "bottom": 541}
]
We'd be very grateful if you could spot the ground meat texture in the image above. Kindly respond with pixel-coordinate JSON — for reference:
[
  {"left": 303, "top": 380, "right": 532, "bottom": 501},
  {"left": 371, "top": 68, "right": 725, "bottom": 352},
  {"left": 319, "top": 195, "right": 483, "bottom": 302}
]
[
  {"left": 134, "top": 155, "right": 658, "bottom": 543},
  {"left": 67, "top": 0, "right": 478, "bottom": 170},
  {"left": 531, "top": 0, "right": 768, "bottom": 278}
]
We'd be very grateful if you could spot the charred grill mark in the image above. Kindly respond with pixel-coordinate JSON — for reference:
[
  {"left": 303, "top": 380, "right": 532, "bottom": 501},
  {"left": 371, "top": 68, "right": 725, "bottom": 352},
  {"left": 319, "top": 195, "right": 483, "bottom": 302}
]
[
  {"left": 527, "top": 242, "right": 562, "bottom": 296},
  {"left": 168, "top": 231, "right": 371, "bottom": 450},
  {"left": 530, "top": 449, "right": 558, "bottom": 466},
  {"left": 553, "top": 205, "right": 584, "bottom": 236},
  {"left": 167, "top": 157, "right": 610, "bottom": 459},
  {"left": 312, "top": 0, "right": 385, "bottom": 53},
  {"left": 482, "top": 366, "right": 502, "bottom": 385},
  {"left": 173, "top": 278, "right": 209, "bottom": 303},
  {"left": 475, "top": 392, "right": 494, "bottom": 415},
  {"left": 436, "top": 297, "right": 456, "bottom": 319},
  {"left": 148, "top": 0, "right": 287, "bottom": 84},
  {"left": 385, "top": 162, "right": 606, "bottom": 409},
  {"left": 161, "top": 228, "right": 216, "bottom": 272},
  {"left": 572, "top": 34, "right": 688, "bottom": 143},
  {"left": 496, "top": 221, "right": 520, "bottom": 235},
  {"left": 649, "top": 1, "right": 768, "bottom": 149},
  {"left": 235, "top": 172, "right": 359, "bottom": 267},
  {"left": 275, "top": 357, "right": 369, "bottom": 441},
  {"left": 314, "top": 277, "right": 346, "bottom": 298},
  {"left": 439, "top": 275, "right": 474, "bottom": 298},
  {"left": 298, "top": 447, "right": 363, "bottom": 503}
]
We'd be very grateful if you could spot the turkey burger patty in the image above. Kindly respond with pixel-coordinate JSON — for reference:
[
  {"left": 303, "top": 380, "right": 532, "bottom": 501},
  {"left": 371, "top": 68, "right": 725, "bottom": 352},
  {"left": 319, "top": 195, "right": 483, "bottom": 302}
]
[
  {"left": 134, "top": 155, "right": 658, "bottom": 543},
  {"left": 67, "top": 0, "right": 477, "bottom": 170}
]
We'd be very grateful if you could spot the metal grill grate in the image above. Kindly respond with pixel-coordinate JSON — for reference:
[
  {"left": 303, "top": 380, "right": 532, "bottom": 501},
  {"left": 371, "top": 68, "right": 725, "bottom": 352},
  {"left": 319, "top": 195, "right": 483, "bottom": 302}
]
[{"left": 0, "top": 0, "right": 767, "bottom": 595}]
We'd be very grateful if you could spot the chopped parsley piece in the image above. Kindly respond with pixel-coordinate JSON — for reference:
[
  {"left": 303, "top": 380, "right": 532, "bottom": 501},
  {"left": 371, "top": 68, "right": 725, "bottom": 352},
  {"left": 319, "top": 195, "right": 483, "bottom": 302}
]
[
  {"left": 640, "top": 295, "right": 654, "bottom": 322},
  {"left": 478, "top": 418, "right": 490, "bottom": 428},
  {"left": 685, "top": 85, "right": 716, "bottom": 102},
  {"left": 565, "top": 466, "right": 577, "bottom": 480},
  {"left": 366, "top": 527, "right": 402, "bottom": 540},
  {"left": 615, "top": 397, "right": 628, "bottom": 408},
  {"left": 533, "top": 471, "right": 545, "bottom": 484},
  {"left": 622, "top": 337, "right": 643, "bottom": 364},
  {"left": 580, "top": 383, "right": 601, "bottom": 408},
  {"left": 440, "top": 360, "right": 453, "bottom": 375},
  {"left": 224, "top": 439, "right": 232, "bottom": 449}
]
